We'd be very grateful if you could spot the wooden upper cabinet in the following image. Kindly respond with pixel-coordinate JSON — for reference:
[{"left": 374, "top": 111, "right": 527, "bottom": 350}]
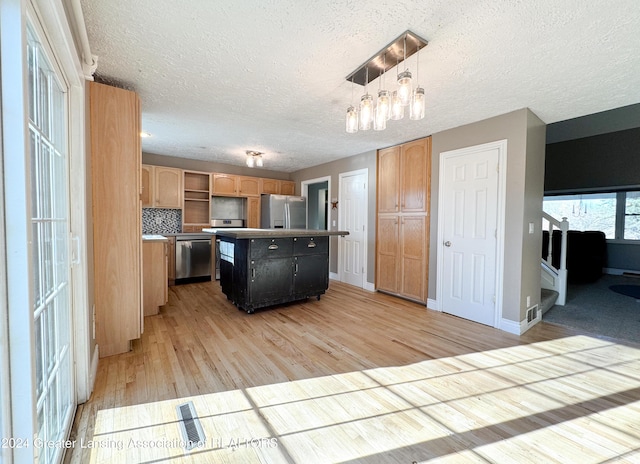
[
  {"left": 261, "top": 178, "right": 280, "bottom": 194},
  {"left": 280, "top": 181, "right": 296, "bottom": 195},
  {"left": 141, "top": 164, "right": 153, "bottom": 207},
  {"left": 400, "top": 138, "right": 430, "bottom": 213},
  {"left": 377, "top": 146, "right": 401, "bottom": 213},
  {"left": 154, "top": 167, "right": 182, "bottom": 208},
  {"left": 211, "top": 173, "right": 238, "bottom": 195},
  {"left": 238, "top": 176, "right": 261, "bottom": 196}
]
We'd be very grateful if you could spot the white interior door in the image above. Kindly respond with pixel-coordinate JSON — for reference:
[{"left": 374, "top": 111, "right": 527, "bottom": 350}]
[
  {"left": 339, "top": 170, "right": 367, "bottom": 288},
  {"left": 440, "top": 145, "right": 500, "bottom": 326}
]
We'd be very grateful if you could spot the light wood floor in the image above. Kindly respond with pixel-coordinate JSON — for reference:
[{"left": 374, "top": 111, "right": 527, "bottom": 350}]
[{"left": 65, "top": 280, "right": 640, "bottom": 463}]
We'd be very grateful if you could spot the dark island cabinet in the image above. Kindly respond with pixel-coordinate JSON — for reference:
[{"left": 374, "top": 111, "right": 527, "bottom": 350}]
[{"left": 219, "top": 235, "right": 329, "bottom": 313}]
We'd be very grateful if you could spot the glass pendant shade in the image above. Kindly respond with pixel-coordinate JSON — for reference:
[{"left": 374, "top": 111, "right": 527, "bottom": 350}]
[
  {"left": 255, "top": 155, "right": 263, "bottom": 167},
  {"left": 410, "top": 87, "right": 425, "bottom": 120},
  {"left": 390, "top": 91, "right": 404, "bottom": 120},
  {"left": 346, "top": 105, "right": 358, "bottom": 133},
  {"left": 377, "top": 89, "right": 391, "bottom": 121},
  {"left": 397, "top": 70, "right": 412, "bottom": 106},
  {"left": 374, "top": 106, "right": 387, "bottom": 131},
  {"left": 246, "top": 155, "right": 255, "bottom": 168},
  {"left": 359, "top": 94, "right": 374, "bottom": 131}
]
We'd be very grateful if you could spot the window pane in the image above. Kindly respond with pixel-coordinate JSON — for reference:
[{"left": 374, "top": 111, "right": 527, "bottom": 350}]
[
  {"left": 543, "top": 193, "right": 616, "bottom": 239},
  {"left": 624, "top": 192, "right": 640, "bottom": 239}
]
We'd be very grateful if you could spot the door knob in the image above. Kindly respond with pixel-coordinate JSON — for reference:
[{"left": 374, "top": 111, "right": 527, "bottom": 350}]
[{"left": 444, "top": 241, "right": 452, "bottom": 247}]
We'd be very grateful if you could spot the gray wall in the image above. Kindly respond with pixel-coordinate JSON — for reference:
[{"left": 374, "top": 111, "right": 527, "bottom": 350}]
[
  {"left": 545, "top": 127, "right": 640, "bottom": 193},
  {"left": 291, "top": 150, "right": 377, "bottom": 280},
  {"left": 430, "top": 108, "right": 546, "bottom": 323}
]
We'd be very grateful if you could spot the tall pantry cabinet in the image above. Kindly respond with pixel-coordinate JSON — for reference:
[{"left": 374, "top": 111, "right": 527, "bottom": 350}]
[
  {"left": 376, "top": 137, "right": 431, "bottom": 303},
  {"left": 90, "top": 81, "right": 142, "bottom": 357}
]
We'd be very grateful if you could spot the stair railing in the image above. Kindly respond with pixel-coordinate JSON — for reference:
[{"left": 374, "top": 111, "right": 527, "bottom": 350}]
[{"left": 542, "top": 212, "right": 568, "bottom": 305}]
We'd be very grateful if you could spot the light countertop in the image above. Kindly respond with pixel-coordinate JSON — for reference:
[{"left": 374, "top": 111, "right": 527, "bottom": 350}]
[
  {"left": 202, "top": 228, "right": 349, "bottom": 239},
  {"left": 142, "top": 234, "right": 169, "bottom": 242}
]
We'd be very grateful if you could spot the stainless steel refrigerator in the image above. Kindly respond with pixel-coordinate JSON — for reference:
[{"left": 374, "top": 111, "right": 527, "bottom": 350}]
[{"left": 260, "top": 194, "right": 307, "bottom": 229}]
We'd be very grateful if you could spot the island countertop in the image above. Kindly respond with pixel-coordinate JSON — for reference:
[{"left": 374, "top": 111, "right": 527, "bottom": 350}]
[{"left": 202, "top": 228, "right": 349, "bottom": 239}]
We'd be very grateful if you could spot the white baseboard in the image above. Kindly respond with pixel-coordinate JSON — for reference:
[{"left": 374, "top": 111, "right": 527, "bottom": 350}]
[
  {"left": 427, "top": 298, "right": 440, "bottom": 311},
  {"left": 364, "top": 281, "right": 375, "bottom": 292},
  {"left": 500, "top": 314, "right": 542, "bottom": 335},
  {"left": 499, "top": 318, "right": 523, "bottom": 335},
  {"left": 329, "top": 272, "right": 339, "bottom": 281}
]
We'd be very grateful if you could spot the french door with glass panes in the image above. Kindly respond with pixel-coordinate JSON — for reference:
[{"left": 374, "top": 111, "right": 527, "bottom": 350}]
[{"left": 27, "top": 22, "right": 75, "bottom": 464}]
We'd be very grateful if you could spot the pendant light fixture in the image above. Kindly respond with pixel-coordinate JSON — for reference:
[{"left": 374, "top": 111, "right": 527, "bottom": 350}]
[
  {"left": 410, "top": 45, "right": 426, "bottom": 120},
  {"left": 344, "top": 31, "right": 427, "bottom": 134},
  {"left": 359, "top": 67, "right": 373, "bottom": 131},
  {"left": 246, "top": 150, "right": 263, "bottom": 168},
  {"left": 346, "top": 76, "right": 359, "bottom": 133},
  {"left": 374, "top": 71, "right": 388, "bottom": 130},
  {"left": 396, "top": 35, "right": 413, "bottom": 106}
]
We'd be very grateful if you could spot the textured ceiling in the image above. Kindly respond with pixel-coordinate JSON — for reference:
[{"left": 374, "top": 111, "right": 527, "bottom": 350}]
[{"left": 80, "top": 0, "right": 640, "bottom": 172}]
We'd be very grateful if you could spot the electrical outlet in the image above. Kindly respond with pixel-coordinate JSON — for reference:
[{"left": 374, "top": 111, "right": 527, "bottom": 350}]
[{"left": 526, "top": 295, "right": 531, "bottom": 307}]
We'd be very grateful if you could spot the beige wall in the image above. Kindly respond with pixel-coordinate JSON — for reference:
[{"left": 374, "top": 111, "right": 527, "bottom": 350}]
[
  {"left": 291, "top": 150, "right": 377, "bottom": 280},
  {"left": 430, "top": 108, "right": 546, "bottom": 324}
]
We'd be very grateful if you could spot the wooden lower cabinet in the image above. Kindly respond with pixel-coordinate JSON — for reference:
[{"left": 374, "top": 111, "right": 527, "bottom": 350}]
[
  {"left": 167, "top": 236, "right": 176, "bottom": 285},
  {"left": 376, "top": 214, "right": 427, "bottom": 303},
  {"left": 142, "top": 239, "right": 168, "bottom": 316},
  {"left": 376, "top": 216, "right": 400, "bottom": 293}
]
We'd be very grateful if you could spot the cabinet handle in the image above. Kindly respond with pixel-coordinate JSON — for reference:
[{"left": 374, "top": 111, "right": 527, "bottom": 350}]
[
  {"left": 251, "top": 268, "right": 256, "bottom": 278},
  {"left": 268, "top": 244, "right": 279, "bottom": 250},
  {"left": 295, "top": 263, "right": 299, "bottom": 273},
  {"left": 307, "top": 242, "right": 317, "bottom": 248}
]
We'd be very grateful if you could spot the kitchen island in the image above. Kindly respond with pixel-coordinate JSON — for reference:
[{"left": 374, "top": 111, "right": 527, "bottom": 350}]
[{"left": 203, "top": 228, "right": 349, "bottom": 313}]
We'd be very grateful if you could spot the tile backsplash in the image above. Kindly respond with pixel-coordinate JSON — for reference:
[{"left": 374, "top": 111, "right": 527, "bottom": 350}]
[{"left": 142, "top": 208, "right": 182, "bottom": 234}]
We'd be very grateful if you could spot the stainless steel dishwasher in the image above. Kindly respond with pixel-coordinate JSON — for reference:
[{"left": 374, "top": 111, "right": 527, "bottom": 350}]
[{"left": 175, "top": 235, "right": 212, "bottom": 284}]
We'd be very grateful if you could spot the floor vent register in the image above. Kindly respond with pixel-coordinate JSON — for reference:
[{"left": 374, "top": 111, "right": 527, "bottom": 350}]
[{"left": 176, "top": 401, "right": 206, "bottom": 450}]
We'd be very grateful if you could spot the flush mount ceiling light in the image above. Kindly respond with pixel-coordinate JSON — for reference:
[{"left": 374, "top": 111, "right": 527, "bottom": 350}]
[
  {"left": 345, "top": 30, "right": 428, "bottom": 133},
  {"left": 246, "top": 150, "right": 263, "bottom": 168}
]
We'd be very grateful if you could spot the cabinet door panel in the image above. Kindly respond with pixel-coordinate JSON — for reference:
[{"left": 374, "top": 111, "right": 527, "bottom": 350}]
[
  {"left": 155, "top": 167, "right": 182, "bottom": 208},
  {"left": 141, "top": 165, "right": 153, "bottom": 207},
  {"left": 280, "top": 181, "right": 296, "bottom": 195},
  {"left": 250, "top": 258, "right": 293, "bottom": 303},
  {"left": 400, "top": 215, "right": 427, "bottom": 302},
  {"left": 377, "top": 146, "right": 401, "bottom": 213},
  {"left": 376, "top": 216, "right": 399, "bottom": 293},
  {"left": 247, "top": 196, "right": 260, "bottom": 228},
  {"left": 238, "top": 176, "right": 261, "bottom": 196},
  {"left": 401, "top": 138, "right": 429, "bottom": 212},
  {"left": 294, "top": 254, "right": 329, "bottom": 296},
  {"left": 212, "top": 173, "right": 238, "bottom": 195},
  {"left": 261, "top": 178, "right": 280, "bottom": 194}
]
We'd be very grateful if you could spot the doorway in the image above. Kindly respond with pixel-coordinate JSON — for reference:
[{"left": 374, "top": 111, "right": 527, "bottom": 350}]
[
  {"left": 302, "top": 176, "right": 331, "bottom": 231},
  {"left": 437, "top": 140, "right": 507, "bottom": 327}
]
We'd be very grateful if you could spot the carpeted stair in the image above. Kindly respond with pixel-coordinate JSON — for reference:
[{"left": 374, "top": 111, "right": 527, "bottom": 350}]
[{"left": 540, "top": 288, "right": 559, "bottom": 314}]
